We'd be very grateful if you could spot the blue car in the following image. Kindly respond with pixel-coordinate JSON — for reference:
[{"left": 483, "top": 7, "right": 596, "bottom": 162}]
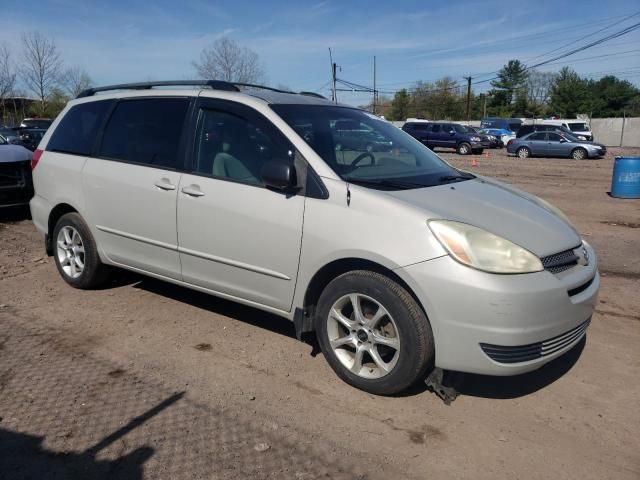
[
  {"left": 480, "top": 117, "right": 522, "bottom": 133},
  {"left": 507, "top": 131, "right": 606, "bottom": 160},
  {"left": 478, "top": 128, "right": 514, "bottom": 147}
]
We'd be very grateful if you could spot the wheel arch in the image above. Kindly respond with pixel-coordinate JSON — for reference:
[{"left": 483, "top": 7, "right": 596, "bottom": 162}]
[
  {"left": 45, "top": 203, "right": 79, "bottom": 255},
  {"left": 299, "top": 257, "right": 427, "bottom": 333}
]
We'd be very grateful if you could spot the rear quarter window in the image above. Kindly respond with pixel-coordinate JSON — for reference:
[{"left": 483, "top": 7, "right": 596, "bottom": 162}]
[
  {"left": 47, "top": 100, "right": 114, "bottom": 155},
  {"left": 98, "top": 98, "right": 190, "bottom": 169}
]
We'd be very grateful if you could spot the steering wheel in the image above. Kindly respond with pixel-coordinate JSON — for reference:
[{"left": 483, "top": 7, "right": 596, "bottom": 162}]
[{"left": 349, "top": 152, "right": 375, "bottom": 168}]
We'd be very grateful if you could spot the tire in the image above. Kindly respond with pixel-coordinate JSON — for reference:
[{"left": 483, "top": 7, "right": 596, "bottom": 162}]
[
  {"left": 315, "top": 270, "right": 435, "bottom": 395},
  {"left": 457, "top": 142, "right": 471, "bottom": 155},
  {"left": 571, "top": 148, "right": 587, "bottom": 160},
  {"left": 53, "top": 212, "right": 110, "bottom": 289},
  {"left": 517, "top": 147, "right": 531, "bottom": 159}
]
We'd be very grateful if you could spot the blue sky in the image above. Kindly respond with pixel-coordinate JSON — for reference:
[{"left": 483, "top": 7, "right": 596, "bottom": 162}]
[{"left": 1, "top": 0, "right": 639, "bottom": 105}]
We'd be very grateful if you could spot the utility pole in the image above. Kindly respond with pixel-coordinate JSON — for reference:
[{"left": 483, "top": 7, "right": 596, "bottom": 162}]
[
  {"left": 464, "top": 76, "right": 472, "bottom": 121},
  {"left": 373, "top": 56, "right": 377, "bottom": 114},
  {"left": 483, "top": 94, "right": 487, "bottom": 118},
  {"left": 329, "top": 48, "right": 337, "bottom": 103}
]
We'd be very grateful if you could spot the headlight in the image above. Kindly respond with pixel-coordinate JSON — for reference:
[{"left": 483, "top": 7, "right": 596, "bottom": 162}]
[
  {"left": 428, "top": 220, "right": 543, "bottom": 274},
  {"left": 578, "top": 136, "right": 586, "bottom": 140},
  {"left": 471, "top": 136, "right": 481, "bottom": 142}
]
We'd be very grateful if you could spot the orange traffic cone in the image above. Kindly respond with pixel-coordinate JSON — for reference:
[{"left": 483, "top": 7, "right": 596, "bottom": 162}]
[{"left": 471, "top": 157, "right": 478, "bottom": 167}]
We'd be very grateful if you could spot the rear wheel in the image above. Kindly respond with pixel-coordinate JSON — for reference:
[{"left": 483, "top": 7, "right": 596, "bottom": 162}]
[
  {"left": 315, "top": 270, "right": 434, "bottom": 395},
  {"left": 571, "top": 148, "right": 587, "bottom": 160},
  {"left": 53, "top": 212, "right": 110, "bottom": 289},
  {"left": 517, "top": 147, "right": 531, "bottom": 159},
  {"left": 457, "top": 142, "right": 471, "bottom": 155}
]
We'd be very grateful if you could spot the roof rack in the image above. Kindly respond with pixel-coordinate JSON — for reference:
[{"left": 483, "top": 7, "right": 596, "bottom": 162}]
[
  {"left": 299, "top": 91, "right": 327, "bottom": 99},
  {"left": 76, "top": 80, "right": 239, "bottom": 98},
  {"left": 76, "top": 80, "right": 330, "bottom": 101}
]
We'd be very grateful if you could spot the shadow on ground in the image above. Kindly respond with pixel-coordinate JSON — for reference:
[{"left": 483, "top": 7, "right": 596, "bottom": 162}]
[
  {"left": 0, "top": 310, "right": 363, "bottom": 479},
  {"left": 0, "top": 391, "right": 184, "bottom": 480}
]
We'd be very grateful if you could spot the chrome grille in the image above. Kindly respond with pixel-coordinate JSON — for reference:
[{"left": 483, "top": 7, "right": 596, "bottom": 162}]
[
  {"left": 541, "top": 247, "right": 580, "bottom": 274},
  {"left": 480, "top": 318, "right": 590, "bottom": 364}
]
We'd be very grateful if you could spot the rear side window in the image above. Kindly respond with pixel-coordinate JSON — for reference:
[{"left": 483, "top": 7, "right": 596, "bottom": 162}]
[
  {"left": 99, "top": 98, "right": 189, "bottom": 169},
  {"left": 431, "top": 124, "right": 441, "bottom": 133},
  {"left": 47, "top": 100, "right": 113, "bottom": 155}
]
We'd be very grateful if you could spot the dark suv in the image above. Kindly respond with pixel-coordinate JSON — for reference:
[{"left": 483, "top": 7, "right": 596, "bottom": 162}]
[
  {"left": 516, "top": 124, "right": 589, "bottom": 141},
  {"left": 402, "top": 122, "right": 486, "bottom": 155}
]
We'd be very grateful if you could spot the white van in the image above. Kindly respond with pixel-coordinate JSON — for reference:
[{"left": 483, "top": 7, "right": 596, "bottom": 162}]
[{"left": 539, "top": 119, "right": 593, "bottom": 141}]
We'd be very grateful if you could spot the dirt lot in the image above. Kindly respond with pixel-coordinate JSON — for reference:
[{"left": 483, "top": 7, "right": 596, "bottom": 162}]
[{"left": 1, "top": 148, "right": 639, "bottom": 479}]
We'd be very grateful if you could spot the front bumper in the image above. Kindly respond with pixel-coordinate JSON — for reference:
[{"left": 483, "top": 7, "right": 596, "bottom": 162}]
[
  {"left": 0, "top": 160, "right": 33, "bottom": 207},
  {"left": 398, "top": 244, "right": 598, "bottom": 375}
]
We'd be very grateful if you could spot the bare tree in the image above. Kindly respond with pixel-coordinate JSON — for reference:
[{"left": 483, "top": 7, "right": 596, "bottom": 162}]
[
  {"left": 61, "top": 66, "right": 93, "bottom": 98},
  {"left": 526, "top": 70, "right": 556, "bottom": 112},
  {"left": 0, "top": 43, "right": 17, "bottom": 124},
  {"left": 192, "top": 37, "right": 265, "bottom": 84},
  {"left": 21, "top": 31, "right": 63, "bottom": 116}
]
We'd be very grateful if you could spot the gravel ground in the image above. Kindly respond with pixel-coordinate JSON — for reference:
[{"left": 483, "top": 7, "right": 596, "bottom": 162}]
[{"left": 0, "top": 147, "right": 639, "bottom": 479}]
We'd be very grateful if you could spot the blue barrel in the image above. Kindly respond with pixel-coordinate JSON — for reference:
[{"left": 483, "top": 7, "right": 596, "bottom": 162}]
[{"left": 611, "top": 156, "right": 640, "bottom": 199}]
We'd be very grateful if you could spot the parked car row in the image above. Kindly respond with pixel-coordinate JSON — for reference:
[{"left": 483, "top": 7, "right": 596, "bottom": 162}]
[
  {"left": 402, "top": 116, "right": 599, "bottom": 159},
  {"left": 0, "top": 118, "right": 52, "bottom": 151}
]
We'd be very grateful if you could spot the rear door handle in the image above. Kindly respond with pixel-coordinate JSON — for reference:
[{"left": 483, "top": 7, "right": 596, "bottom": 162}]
[
  {"left": 181, "top": 185, "right": 205, "bottom": 197},
  {"left": 154, "top": 178, "right": 176, "bottom": 191}
]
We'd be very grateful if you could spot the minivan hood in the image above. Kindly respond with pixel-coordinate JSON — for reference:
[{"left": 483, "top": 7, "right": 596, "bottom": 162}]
[{"left": 385, "top": 177, "right": 581, "bottom": 257}]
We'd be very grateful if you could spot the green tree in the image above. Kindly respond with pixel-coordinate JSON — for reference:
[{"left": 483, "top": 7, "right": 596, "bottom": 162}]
[
  {"left": 588, "top": 76, "right": 640, "bottom": 117},
  {"left": 389, "top": 89, "right": 409, "bottom": 120},
  {"left": 548, "top": 67, "right": 591, "bottom": 117},
  {"left": 487, "top": 59, "right": 529, "bottom": 116}
]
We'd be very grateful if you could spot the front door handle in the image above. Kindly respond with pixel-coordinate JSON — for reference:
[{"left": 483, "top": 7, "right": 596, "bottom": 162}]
[
  {"left": 154, "top": 178, "right": 176, "bottom": 191},
  {"left": 181, "top": 185, "right": 205, "bottom": 197}
]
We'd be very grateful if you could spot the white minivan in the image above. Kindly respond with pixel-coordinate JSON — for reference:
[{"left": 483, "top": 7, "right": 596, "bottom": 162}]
[{"left": 29, "top": 81, "right": 598, "bottom": 395}]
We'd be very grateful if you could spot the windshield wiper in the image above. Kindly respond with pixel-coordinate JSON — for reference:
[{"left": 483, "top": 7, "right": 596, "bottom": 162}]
[
  {"left": 439, "top": 174, "right": 474, "bottom": 184},
  {"left": 344, "top": 177, "right": 426, "bottom": 190}
]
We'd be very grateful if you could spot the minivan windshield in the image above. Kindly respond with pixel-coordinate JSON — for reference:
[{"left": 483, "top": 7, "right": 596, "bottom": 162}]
[
  {"left": 568, "top": 122, "right": 588, "bottom": 132},
  {"left": 272, "top": 105, "right": 470, "bottom": 189}
]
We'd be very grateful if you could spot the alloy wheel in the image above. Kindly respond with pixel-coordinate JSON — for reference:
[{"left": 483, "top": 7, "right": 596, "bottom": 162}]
[
  {"left": 56, "top": 226, "right": 85, "bottom": 279},
  {"left": 326, "top": 293, "right": 400, "bottom": 379}
]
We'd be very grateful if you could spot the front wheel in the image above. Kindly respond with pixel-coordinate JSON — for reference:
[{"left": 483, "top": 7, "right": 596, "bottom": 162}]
[
  {"left": 517, "top": 147, "right": 531, "bottom": 159},
  {"left": 53, "top": 212, "right": 110, "bottom": 289},
  {"left": 571, "top": 148, "right": 587, "bottom": 160},
  {"left": 315, "top": 271, "right": 435, "bottom": 395},
  {"left": 457, "top": 142, "right": 471, "bottom": 155}
]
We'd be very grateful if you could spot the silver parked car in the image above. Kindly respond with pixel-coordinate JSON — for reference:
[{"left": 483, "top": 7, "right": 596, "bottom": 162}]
[
  {"left": 29, "top": 81, "right": 598, "bottom": 395},
  {"left": 507, "top": 131, "right": 606, "bottom": 160}
]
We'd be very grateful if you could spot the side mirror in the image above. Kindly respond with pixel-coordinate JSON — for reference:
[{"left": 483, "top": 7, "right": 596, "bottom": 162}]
[
  {"left": 261, "top": 160, "right": 297, "bottom": 191},
  {"left": 449, "top": 130, "right": 455, "bottom": 135},
  {"left": 559, "top": 138, "right": 567, "bottom": 143}
]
